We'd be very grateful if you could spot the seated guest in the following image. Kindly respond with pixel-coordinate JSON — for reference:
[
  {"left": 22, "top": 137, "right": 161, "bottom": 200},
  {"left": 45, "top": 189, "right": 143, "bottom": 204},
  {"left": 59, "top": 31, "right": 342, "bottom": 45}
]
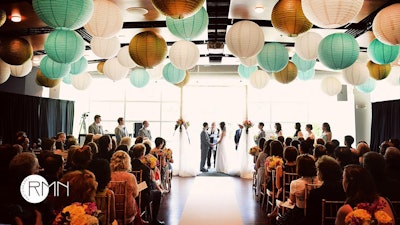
[
  {"left": 55, "top": 132, "right": 66, "bottom": 150},
  {"left": 334, "top": 146, "right": 355, "bottom": 169},
  {"left": 130, "top": 144, "right": 165, "bottom": 225},
  {"left": 120, "top": 136, "right": 133, "bottom": 149},
  {"left": 65, "top": 135, "right": 78, "bottom": 150},
  {"left": 379, "top": 140, "right": 394, "bottom": 155},
  {"left": 95, "top": 135, "right": 114, "bottom": 162},
  {"left": 299, "top": 140, "right": 312, "bottom": 155},
  {"left": 313, "top": 144, "right": 327, "bottom": 161},
  {"left": 305, "top": 155, "right": 345, "bottom": 225},
  {"left": 69, "top": 145, "right": 92, "bottom": 171},
  {"left": 40, "top": 152, "right": 64, "bottom": 184},
  {"left": 335, "top": 165, "right": 395, "bottom": 225},
  {"left": 356, "top": 141, "right": 370, "bottom": 164},
  {"left": 384, "top": 147, "right": 400, "bottom": 182},
  {"left": 87, "top": 141, "right": 98, "bottom": 156},
  {"left": 84, "top": 133, "right": 94, "bottom": 145},
  {"left": 325, "top": 141, "right": 337, "bottom": 158},
  {"left": 344, "top": 135, "right": 356, "bottom": 154}
]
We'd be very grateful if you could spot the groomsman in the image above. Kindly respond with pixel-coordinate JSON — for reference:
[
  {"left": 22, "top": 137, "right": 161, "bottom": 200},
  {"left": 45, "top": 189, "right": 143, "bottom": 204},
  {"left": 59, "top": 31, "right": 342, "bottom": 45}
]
[
  {"left": 234, "top": 124, "right": 244, "bottom": 150},
  {"left": 138, "top": 120, "right": 152, "bottom": 141},
  {"left": 88, "top": 115, "right": 104, "bottom": 135},
  {"left": 114, "top": 117, "right": 129, "bottom": 144}
]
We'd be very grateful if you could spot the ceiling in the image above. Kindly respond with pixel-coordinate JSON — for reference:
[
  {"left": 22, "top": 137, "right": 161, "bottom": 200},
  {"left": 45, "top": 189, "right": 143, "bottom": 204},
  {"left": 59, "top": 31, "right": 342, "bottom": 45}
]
[{"left": 0, "top": 0, "right": 398, "bottom": 72}]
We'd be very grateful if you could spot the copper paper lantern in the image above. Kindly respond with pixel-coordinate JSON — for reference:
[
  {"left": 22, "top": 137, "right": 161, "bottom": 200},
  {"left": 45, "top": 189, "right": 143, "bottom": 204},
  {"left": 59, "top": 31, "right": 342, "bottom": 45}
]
[
  {"left": 151, "top": 0, "right": 205, "bottom": 19},
  {"left": 273, "top": 61, "right": 298, "bottom": 84},
  {"left": 372, "top": 3, "right": 400, "bottom": 46},
  {"left": 271, "top": 0, "right": 312, "bottom": 37},
  {"left": 367, "top": 60, "right": 392, "bottom": 80},
  {"left": 36, "top": 69, "right": 61, "bottom": 88},
  {"left": 0, "top": 38, "right": 33, "bottom": 65},
  {"left": 129, "top": 31, "right": 167, "bottom": 68}
]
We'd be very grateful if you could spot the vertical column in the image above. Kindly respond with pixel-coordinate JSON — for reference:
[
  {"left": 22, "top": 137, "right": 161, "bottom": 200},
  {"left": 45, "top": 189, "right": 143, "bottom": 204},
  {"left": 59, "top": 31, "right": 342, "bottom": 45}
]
[{"left": 353, "top": 88, "right": 372, "bottom": 144}]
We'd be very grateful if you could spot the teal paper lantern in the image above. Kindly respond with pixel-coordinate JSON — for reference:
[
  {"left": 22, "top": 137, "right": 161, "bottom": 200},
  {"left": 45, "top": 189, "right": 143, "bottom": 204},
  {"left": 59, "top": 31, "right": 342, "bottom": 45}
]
[
  {"left": 163, "top": 63, "right": 185, "bottom": 84},
  {"left": 297, "top": 68, "right": 315, "bottom": 81},
  {"left": 40, "top": 56, "right": 71, "bottom": 79},
  {"left": 238, "top": 64, "right": 258, "bottom": 79},
  {"left": 70, "top": 57, "right": 88, "bottom": 75},
  {"left": 44, "top": 28, "right": 85, "bottom": 64},
  {"left": 63, "top": 74, "right": 73, "bottom": 84},
  {"left": 257, "top": 43, "right": 289, "bottom": 72},
  {"left": 318, "top": 33, "right": 359, "bottom": 70},
  {"left": 166, "top": 7, "right": 208, "bottom": 40},
  {"left": 367, "top": 39, "right": 400, "bottom": 65},
  {"left": 356, "top": 78, "right": 376, "bottom": 93},
  {"left": 130, "top": 68, "right": 150, "bottom": 88},
  {"left": 291, "top": 53, "right": 316, "bottom": 72},
  {"left": 33, "top": 0, "right": 94, "bottom": 30}
]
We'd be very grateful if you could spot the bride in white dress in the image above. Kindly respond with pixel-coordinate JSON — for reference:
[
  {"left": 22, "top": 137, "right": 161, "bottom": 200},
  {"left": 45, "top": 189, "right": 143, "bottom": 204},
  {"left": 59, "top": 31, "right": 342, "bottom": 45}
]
[{"left": 215, "top": 122, "right": 229, "bottom": 173}]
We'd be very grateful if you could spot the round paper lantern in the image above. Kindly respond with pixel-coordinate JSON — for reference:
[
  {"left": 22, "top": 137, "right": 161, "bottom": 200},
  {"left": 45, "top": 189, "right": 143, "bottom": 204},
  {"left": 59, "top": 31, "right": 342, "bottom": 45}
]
[
  {"left": 240, "top": 56, "right": 258, "bottom": 67},
  {"left": 386, "top": 67, "right": 400, "bottom": 86},
  {"left": 36, "top": 69, "right": 61, "bottom": 88},
  {"left": 372, "top": 3, "right": 400, "bottom": 45},
  {"left": 10, "top": 60, "right": 32, "bottom": 77},
  {"left": 33, "top": 0, "right": 93, "bottom": 30},
  {"left": 321, "top": 76, "right": 342, "bottom": 96},
  {"left": 63, "top": 74, "right": 73, "bottom": 84},
  {"left": 226, "top": 20, "right": 264, "bottom": 58},
  {"left": 367, "top": 39, "right": 400, "bottom": 65},
  {"left": 40, "top": 56, "right": 71, "bottom": 79},
  {"left": 70, "top": 57, "right": 88, "bottom": 75},
  {"left": 71, "top": 72, "right": 92, "bottom": 90},
  {"left": 162, "top": 63, "right": 185, "bottom": 84},
  {"left": 342, "top": 61, "right": 369, "bottom": 85},
  {"left": 291, "top": 53, "right": 315, "bottom": 71},
  {"left": 97, "top": 62, "right": 105, "bottom": 74},
  {"left": 273, "top": 61, "right": 298, "bottom": 84},
  {"left": 117, "top": 46, "right": 137, "bottom": 68},
  {"left": 295, "top": 32, "right": 323, "bottom": 60},
  {"left": 44, "top": 28, "right": 85, "bottom": 64},
  {"left": 147, "top": 65, "right": 164, "bottom": 80},
  {"left": 166, "top": 7, "right": 208, "bottom": 40},
  {"left": 0, "top": 10, "right": 6, "bottom": 27},
  {"left": 302, "top": 0, "right": 363, "bottom": 28},
  {"left": 271, "top": 0, "right": 312, "bottom": 37},
  {"left": 257, "top": 43, "right": 289, "bottom": 72},
  {"left": 297, "top": 68, "right": 315, "bottom": 81},
  {"left": 367, "top": 60, "right": 391, "bottom": 80},
  {"left": 84, "top": 0, "right": 123, "bottom": 38},
  {"left": 129, "top": 68, "right": 150, "bottom": 88},
  {"left": 129, "top": 31, "right": 168, "bottom": 68},
  {"left": 356, "top": 78, "right": 376, "bottom": 93},
  {"left": 151, "top": 0, "right": 205, "bottom": 19},
  {"left": 103, "top": 58, "right": 129, "bottom": 81},
  {"left": 169, "top": 40, "right": 199, "bottom": 70},
  {"left": 91, "top": 36, "right": 120, "bottom": 59},
  {"left": 0, "top": 59, "right": 11, "bottom": 84},
  {"left": 175, "top": 71, "right": 190, "bottom": 87},
  {"left": 249, "top": 70, "right": 270, "bottom": 89},
  {"left": 238, "top": 64, "right": 258, "bottom": 79},
  {"left": 0, "top": 37, "right": 33, "bottom": 65},
  {"left": 318, "top": 33, "right": 359, "bottom": 70}
]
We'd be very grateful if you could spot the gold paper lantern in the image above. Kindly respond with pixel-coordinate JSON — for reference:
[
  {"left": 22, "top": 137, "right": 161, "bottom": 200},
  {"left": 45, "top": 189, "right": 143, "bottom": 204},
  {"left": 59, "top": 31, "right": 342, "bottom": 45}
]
[
  {"left": 273, "top": 61, "right": 298, "bottom": 84},
  {"left": 0, "top": 38, "right": 33, "bottom": 65},
  {"left": 367, "top": 60, "right": 392, "bottom": 80},
  {"left": 97, "top": 61, "right": 105, "bottom": 74},
  {"left": 175, "top": 71, "right": 190, "bottom": 87},
  {"left": 36, "top": 69, "right": 61, "bottom": 88},
  {"left": 129, "top": 31, "right": 167, "bottom": 69},
  {"left": 151, "top": 0, "right": 205, "bottom": 19},
  {"left": 271, "top": 0, "right": 312, "bottom": 37}
]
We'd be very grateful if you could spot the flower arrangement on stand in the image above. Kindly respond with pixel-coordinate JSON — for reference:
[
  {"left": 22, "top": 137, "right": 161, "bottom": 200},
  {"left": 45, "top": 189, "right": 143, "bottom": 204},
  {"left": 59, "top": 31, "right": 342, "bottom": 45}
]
[
  {"left": 164, "top": 148, "right": 173, "bottom": 162},
  {"left": 53, "top": 202, "right": 99, "bottom": 225},
  {"left": 249, "top": 146, "right": 261, "bottom": 156},
  {"left": 345, "top": 199, "right": 394, "bottom": 225},
  {"left": 175, "top": 118, "right": 190, "bottom": 131},
  {"left": 265, "top": 156, "right": 283, "bottom": 170},
  {"left": 243, "top": 120, "right": 254, "bottom": 134}
]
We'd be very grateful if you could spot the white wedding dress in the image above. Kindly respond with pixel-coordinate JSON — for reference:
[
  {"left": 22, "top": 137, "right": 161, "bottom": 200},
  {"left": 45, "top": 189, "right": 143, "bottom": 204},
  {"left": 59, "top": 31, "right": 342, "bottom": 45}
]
[{"left": 215, "top": 132, "right": 240, "bottom": 175}]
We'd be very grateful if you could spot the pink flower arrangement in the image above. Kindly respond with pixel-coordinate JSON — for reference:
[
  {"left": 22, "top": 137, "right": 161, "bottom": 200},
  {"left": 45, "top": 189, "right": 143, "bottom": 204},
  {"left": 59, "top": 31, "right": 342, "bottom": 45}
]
[
  {"left": 345, "top": 199, "right": 394, "bottom": 225},
  {"left": 243, "top": 120, "right": 254, "bottom": 129}
]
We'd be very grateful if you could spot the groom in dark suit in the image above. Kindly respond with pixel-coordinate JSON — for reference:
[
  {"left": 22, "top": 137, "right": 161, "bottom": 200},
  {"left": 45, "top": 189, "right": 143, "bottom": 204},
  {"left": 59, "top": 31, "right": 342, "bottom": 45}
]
[
  {"left": 234, "top": 124, "right": 244, "bottom": 150},
  {"left": 200, "top": 122, "right": 212, "bottom": 172}
]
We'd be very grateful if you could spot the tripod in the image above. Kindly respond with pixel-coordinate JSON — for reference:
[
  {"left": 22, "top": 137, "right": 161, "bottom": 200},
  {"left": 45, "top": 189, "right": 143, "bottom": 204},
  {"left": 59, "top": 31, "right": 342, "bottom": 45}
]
[{"left": 78, "top": 114, "right": 88, "bottom": 136}]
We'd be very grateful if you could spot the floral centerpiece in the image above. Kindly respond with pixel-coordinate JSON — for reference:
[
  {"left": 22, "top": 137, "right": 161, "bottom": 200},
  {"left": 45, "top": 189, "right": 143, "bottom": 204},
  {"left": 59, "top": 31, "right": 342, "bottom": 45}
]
[
  {"left": 243, "top": 120, "right": 254, "bottom": 134},
  {"left": 141, "top": 154, "right": 158, "bottom": 169},
  {"left": 53, "top": 202, "right": 99, "bottom": 225},
  {"left": 249, "top": 146, "right": 261, "bottom": 156},
  {"left": 163, "top": 148, "right": 173, "bottom": 161},
  {"left": 265, "top": 156, "right": 283, "bottom": 170},
  {"left": 175, "top": 118, "right": 189, "bottom": 131},
  {"left": 345, "top": 199, "right": 394, "bottom": 225}
]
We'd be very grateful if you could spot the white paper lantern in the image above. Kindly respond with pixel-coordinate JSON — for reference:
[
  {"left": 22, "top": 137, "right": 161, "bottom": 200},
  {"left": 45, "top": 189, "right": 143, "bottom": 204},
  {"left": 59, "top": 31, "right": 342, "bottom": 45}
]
[
  {"left": 226, "top": 20, "right": 265, "bottom": 58},
  {"left": 240, "top": 55, "right": 258, "bottom": 67},
  {"left": 117, "top": 46, "right": 137, "bottom": 68},
  {"left": 10, "top": 60, "right": 32, "bottom": 77},
  {"left": 295, "top": 32, "right": 323, "bottom": 60},
  {"left": 91, "top": 36, "right": 120, "bottom": 59},
  {"left": 71, "top": 72, "right": 92, "bottom": 90},
  {"left": 321, "top": 76, "right": 342, "bottom": 96},
  {"left": 169, "top": 40, "right": 199, "bottom": 70},
  {"left": 84, "top": 0, "right": 123, "bottom": 38},
  {"left": 147, "top": 64, "right": 164, "bottom": 80},
  {"left": 302, "top": 0, "right": 364, "bottom": 28},
  {"left": 0, "top": 59, "right": 11, "bottom": 84},
  {"left": 342, "top": 61, "right": 369, "bottom": 85},
  {"left": 372, "top": 3, "right": 400, "bottom": 46},
  {"left": 249, "top": 70, "right": 270, "bottom": 89},
  {"left": 103, "top": 58, "right": 129, "bottom": 81}
]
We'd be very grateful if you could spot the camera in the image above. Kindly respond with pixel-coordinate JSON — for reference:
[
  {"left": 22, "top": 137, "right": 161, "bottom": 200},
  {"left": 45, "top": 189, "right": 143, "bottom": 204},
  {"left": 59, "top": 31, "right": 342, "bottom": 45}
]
[{"left": 82, "top": 112, "right": 89, "bottom": 118}]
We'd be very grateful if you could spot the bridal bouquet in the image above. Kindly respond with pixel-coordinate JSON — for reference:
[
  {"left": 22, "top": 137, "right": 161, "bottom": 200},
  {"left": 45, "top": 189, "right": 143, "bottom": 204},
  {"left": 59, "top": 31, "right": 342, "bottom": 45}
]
[
  {"left": 141, "top": 154, "right": 158, "bottom": 169},
  {"left": 163, "top": 148, "right": 173, "bottom": 161},
  {"left": 265, "top": 156, "right": 283, "bottom": 170},
  {"left": 345, "top": 199, "right": 393, "bottom": 225},
  {"left": 249, "top": 146, "right": 261, "bottom": 156},
  {"left": 243, "top": 120, "right": 254, "bottom": 129},
  {"left": 53, "top": 202, "right": 99, "bottom": 225}
]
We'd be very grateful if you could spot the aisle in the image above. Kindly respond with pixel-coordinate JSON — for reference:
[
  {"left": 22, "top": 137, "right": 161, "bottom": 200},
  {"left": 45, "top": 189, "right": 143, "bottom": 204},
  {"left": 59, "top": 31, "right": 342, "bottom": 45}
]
[{"left": 179, "top": 177, "right": 244, "bottom": 225}]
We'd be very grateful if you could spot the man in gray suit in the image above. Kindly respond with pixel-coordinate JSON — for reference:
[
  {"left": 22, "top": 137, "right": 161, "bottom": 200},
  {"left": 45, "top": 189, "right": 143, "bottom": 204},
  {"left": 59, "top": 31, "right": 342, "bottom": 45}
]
[
  {"left": 138, "top": 120, "right": 152, "bottom": 141},
  {"left": 200, "top": 122, "right": 213, "bottom": 172},
  {"left": 88, "top": 115, "right": 104, "bottom": 135}
]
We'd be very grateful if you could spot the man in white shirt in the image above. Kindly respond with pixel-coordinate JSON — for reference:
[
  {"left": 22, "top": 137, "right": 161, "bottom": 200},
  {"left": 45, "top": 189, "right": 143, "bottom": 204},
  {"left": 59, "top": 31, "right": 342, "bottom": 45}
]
[{"left": 114, "top": 117, "right": 129, "bottom": 145}]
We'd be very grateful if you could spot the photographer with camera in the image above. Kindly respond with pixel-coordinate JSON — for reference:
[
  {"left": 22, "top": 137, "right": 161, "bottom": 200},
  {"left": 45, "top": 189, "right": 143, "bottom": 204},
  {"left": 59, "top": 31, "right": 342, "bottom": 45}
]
[{"left": 88, "top": 114, "right": 104, "bottom": 135}]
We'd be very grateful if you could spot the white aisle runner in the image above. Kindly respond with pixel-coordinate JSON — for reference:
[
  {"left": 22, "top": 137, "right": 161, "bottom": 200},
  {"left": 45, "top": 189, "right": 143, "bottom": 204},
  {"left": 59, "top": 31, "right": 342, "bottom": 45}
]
[{"left": 179, "top": 177, "right": 244, "bottom": 225}]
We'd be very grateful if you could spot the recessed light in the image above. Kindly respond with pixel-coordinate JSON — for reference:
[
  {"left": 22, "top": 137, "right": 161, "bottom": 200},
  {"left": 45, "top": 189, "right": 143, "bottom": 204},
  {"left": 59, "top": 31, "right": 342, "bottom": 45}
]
[
  {"left": 126, "top": 7, "right": 148, "bottom": 15},
  {"left": 254, "top": 4, "right": 264, "bottom": 13},
  {"left": 11, "top": 14, "right": 21, "bottom": 22}
]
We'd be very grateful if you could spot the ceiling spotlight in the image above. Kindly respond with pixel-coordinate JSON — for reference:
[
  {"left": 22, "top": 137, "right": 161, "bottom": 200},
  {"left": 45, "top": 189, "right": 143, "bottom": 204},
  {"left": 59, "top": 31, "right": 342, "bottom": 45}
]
[
  {"left": 11, "top": 15, "right": 21, "bottom": 22},
  {"left": 126, "top": 7, "right": 148, "bottom": 15},
  {"left": 254, "top": 4, "right": 265, "bottom": 13}
]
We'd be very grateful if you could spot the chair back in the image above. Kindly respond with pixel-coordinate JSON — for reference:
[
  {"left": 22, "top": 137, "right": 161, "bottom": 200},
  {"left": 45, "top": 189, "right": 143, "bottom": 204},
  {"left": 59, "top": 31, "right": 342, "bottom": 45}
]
[
  {"left": 266, "top": 169, "right": 276, "bottom": 213},
  {"left": 108, "top": 181, "right": 127, "bottom": 225},
  {"left": 131, "top": 170, "right": 143, "bottom": 208},
  {"left": 304, "top": 183, "right": 322, "bottom": 215},
  {"left": 390, "top": 200, "right": 400, "bottom": 224},
  {"left": 281, "top": 171, "right": 298, "bottom": 215},
  {"left": 321, "top": 199, "right": 345, "bottom": 225},
  {"left": 95, "top": 193, "right": 112, "bottom": 225}
]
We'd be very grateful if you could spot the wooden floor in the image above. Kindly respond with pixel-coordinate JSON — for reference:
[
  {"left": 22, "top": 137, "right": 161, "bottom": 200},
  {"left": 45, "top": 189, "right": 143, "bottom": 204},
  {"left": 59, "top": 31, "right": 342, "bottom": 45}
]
[{"left": 158, "top": 175, "right": 270, "bottom": 225}]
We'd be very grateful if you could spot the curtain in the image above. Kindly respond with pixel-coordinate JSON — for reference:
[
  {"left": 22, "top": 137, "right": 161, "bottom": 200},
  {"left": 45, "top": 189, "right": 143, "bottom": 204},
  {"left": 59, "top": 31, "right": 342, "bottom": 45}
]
[
  {"left": 370, "top": 100, "right": 400, "bottom": 151},
  {"left": 39, "top": 98, "right": 75, "bottom": 138}
]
